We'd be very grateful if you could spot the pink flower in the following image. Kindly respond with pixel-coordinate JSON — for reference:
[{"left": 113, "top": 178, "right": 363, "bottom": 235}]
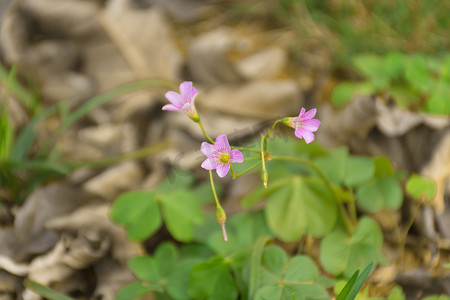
[
  {"left": 201, "top": 134, "right": 244, "bottom": 178},
  {"left": 283, "top": 108, "right": 321, "bottom": 144},
  {"left": 163, "top": 81, "right": 199, "bottom": 121}
]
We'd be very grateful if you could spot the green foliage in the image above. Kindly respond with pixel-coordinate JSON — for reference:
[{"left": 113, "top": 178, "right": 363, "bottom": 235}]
[
  {"left": 0, "top": 75, "right": 171, "bottom": 203},
  {"left": 26, "top": 280, "right": 75, "bottom": 300},
  {"left": 320, "top": 217, "right": 386, "bottom": 277},
  {"left": 264, "top": 176, "right": 337, "bottom": 241},
  {"left": 255, "top": 245, "right": 329, "bottom": 300},
  {"left": 332, "top": 52, "right": 450, "bottom": 115},
  {"left": 336, "top": 263, "right": 375, "bottom": 300},
  {"left": 108, "top": 137, "right": 408, "bottom": 299},
  {"left": 110, "top": 176, "right": 203, "bottom": 242},
  {"left": 406, "top": 174, "right": 436, "bottom": 201},
  {"left": 189, "top": 256, "right": 239, "bottom": 300}
]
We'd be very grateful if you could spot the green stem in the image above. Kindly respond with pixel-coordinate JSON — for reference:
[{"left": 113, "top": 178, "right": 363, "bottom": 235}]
[
  {"left": 233, "top": 161, "right": 262, "bottom": 179},
  {"left": 347, "top": 188, "right": 358, "bottom": 224},
  {"left": 270, "top": 155, "right": 354, "bottom": 233},
  {"left": 209, "top": 170, "right": 220, "bottom": 207},
  {"left": 260, "top": 135, "right": 268, "bottom": 188},
  {"left": 197, "top": 120, "right": 214, "bottom": 144},
  {"left": 264, "top": 119, "right": 283, "bottom": 141},
  {"left": 263, "top": 119, "right": 283, "bottom": 152}
]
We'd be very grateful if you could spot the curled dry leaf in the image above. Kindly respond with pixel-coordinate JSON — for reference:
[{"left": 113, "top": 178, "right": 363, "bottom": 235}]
[{"left": 12, "top": 184, "right": 95, "bottom": 259}]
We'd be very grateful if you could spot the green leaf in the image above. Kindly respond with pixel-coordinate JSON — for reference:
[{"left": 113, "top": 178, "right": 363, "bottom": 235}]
[
  {"left": 110, "top": 191, "right": 162, "bottom": 241},
  {"left": 425, "top": 80, "right": 450, "bottom": 115},
  {"left": 160, "top": 190, "right": 203, "bottom": 242},
  {"left": 116, "top": 282, "right": 163, "bottom": 300},
  {"left": 11, "top": 105, "right": 58, "bottom": 160},
  {"left": 249, "top": 236, "right": 272, "bottom": 300},
  {"left": 0, "top": 106, "right": 13, "bottom": 160},
  {"left": 128, "top": 256, "right": 159, "bottom": 282},
  {"left": 356, "top": 177, "right": 403, "bottom": 212},
  {"left": 384, "top": 51, "right": 406, "bottom": 80},
  {"left": 335, "top": 272, "right": 359, "bottom": 300},
  {"left": 26, "top": 280, "right": 75, "bottom": 300},
  {"left": 188, "top": 256, "right": 238, "bottom": 300},
  {"left": 332, "top": 82, "right": 357, "bottom": 107},
  {"left": 204, "top": 211, "right": 272, "bottom": 257},
  {"left": 405, "top": 55, "right": 436, "bottom": 94},
  {"left": 256, "top": 246, "right": 328, "bottom": 300},
  {"left": 387, "top": 286, "right": 405, "bottom": 300},
  {"left": 332, "top": 82, "right": 375, "bottom": 108},
  {"left": 373, "top": 156, "right": 394, "bottom": 177},
  {"left": 314, "top": 147, "right": 348, "bottom": 186},
  {"left": 129, "top": 243, "right": 201, "bottom": 300},
  {"left": 345, "top": 262, "right": 374, "bottom": 300},
  {"left": 320, "top": 217, "right": 386, "bottom": 277},
  {"left": 154, "top": 169, "right": 195, "bottom": 195},
  {"left": 353, "top": 54, "right": 390, "bottom": 90},
  {"left": 344, "top": 156, "right": 374, "bottom": 187},
  {"left": 265, "top": 176, "right": 337, "bottom": 242},
  {"left": 241, "top": 177, "right": 290, "bottom": 209},
  {"left": 406, "top": 174, "right": 436, "bottom": 201},
  {"left": 0, "top": 64, "right": 39, "bottom": 113}
]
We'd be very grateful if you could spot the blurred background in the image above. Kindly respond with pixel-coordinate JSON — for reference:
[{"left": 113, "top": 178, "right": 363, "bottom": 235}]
[{"left": 0, "top": 0, "right": 449, "bottom": 299}]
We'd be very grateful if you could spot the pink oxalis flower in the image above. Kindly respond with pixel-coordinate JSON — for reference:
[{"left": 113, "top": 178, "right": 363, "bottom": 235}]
[
  {"left": 163, "top": 81, "right": 199, "bottom": 121},
  {"left": 201, "top": 135, "right": 244, "bottom": 178},
  {"left": 283, "top": 107, "right": 321, "bottom": 144}
]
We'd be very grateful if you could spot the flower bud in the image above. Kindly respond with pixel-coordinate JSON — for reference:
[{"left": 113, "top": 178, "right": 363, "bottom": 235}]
[{"left": 216, "top": 205, "right": 228, "bottom": 242}]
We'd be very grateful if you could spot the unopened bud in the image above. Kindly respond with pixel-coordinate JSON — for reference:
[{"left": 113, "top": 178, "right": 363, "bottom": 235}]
[
  {"left": 216, "top": 205, "right": 228, "bottom": 242},
  {"left": 262, "top": 168, "right": 268, "bottom": 188}
]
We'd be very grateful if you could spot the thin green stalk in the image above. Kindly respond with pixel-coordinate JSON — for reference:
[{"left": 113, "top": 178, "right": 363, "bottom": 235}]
[
  {"left": 347, "top": 188, "right": 358, "bottom": 225},
  {"left": 209, "top": 170, "right": 220, "bottom": 207},
  {"left": 264, "top": 119, "right": 283, "bottom": 141},
  {"left": 260, "top": 135, "right": 268, "bottom": 188},
  {"left": 197, "top": 120, "right": 214, "bottom": 144},
  {"left": 72, "top": 140, "right": 170, "bottom": 168},
  {"left": 210, "top": 170, "right": 228, "bottom": 241},
  {"left": 233, "top": 161, "right": 262, "bottom": 179},
  {"left": 263, "top": 119, "right": 283, "bottom": 152}
]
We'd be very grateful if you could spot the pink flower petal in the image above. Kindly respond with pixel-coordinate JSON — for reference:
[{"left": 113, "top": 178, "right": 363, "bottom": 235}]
[
  {"left": 201, "top": 158, "right": 216, "bottom": 170},
  {"left": 302, "top": 108, "right": 317, "bottom": 120},
  {"left": 301, "top": 119, "right": 321, "bottom": 132},
  {"left": 201, "top": 142, "right": 217, "bottom": 157},
  {"left": 216, "top": 163, "right": 230, "bottom": 178},
  {"left": 180, "top": 81, "right": 198, "bottom": 102},
  {"left": 165, "top": 91, "right": 184, "bottom": 108},
  {"left": 299, "top": 107, "right": 306, "bottom": 117},
  {"left": 296, "top": 128, "right": 315, "bottom": 144},
  {"left": 229, "top": 149, "right": 244, "bottom": 163},
  {"left": 215, "top": 134, "right": 231, "bottom": 154},
  {"left": 162, "top": 104, "right": 180, "bottom": 111}
]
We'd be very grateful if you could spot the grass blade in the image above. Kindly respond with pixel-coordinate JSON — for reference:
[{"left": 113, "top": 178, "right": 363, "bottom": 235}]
[{"left": 26, "top": 280, "right": 75, "bottom": 300}]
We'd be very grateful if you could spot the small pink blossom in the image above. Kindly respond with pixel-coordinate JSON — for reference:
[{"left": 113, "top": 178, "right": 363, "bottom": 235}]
[
  {"left": 283, "top": 108, "right": 321, "bottom": 144},
  {"left": 163, "top": 81, "right": 199, "bottom": 121},
  {"left": 201, "top": 135, "right": 244, "bottom": 178}
]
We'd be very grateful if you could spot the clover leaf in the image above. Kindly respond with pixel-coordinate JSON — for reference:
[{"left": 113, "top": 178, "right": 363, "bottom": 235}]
[
  {"left": 255, "top": 245, "right": 329, "bottom": 300},
  {"left": 320, "top": 217, "right": 387, "bottom": 277}
]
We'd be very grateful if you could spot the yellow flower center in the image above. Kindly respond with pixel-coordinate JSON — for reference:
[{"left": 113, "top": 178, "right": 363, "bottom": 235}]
[{"left": 219, "top": 153, "right": 230, "bottom": 164}]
